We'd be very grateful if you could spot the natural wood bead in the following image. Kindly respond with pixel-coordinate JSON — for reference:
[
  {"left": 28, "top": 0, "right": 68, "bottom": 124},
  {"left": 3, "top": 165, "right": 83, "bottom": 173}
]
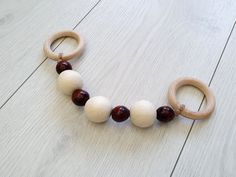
[
  {"left": 130, "top": 100, "right": 156, "bottom": 128},
  {"left": 84, "top": 96, "right": 112, "bottom": 123},
  {"left": 111, "top": 106, "right": 130, "bottom": 122},
  {"left": 57, "top": 70, "right": 83, "bottom": 95},
  {"left": 72, "top": 89, "right": 90, "bottom": 106},
  {"left": 56, "top": 61, "right": 72, "bottom": 74},
  {"left": 156, "top": 106, "right": 175, "bottom": 122}
]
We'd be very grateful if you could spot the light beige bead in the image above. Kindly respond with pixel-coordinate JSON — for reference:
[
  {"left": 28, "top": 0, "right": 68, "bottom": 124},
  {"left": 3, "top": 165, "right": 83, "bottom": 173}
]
[
  {"left": 130, "top": 100, "right": 156, "bottom": 128},
  {"left": 84, "top": 96, "right": 112, "bottom": 123},
  {"left": 57, "top": 70, "right": 83, "bottom": 95}
]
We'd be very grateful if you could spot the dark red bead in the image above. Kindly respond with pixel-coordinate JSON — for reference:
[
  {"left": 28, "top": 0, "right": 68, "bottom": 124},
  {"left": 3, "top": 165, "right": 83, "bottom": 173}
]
[
  {"left": 56, "top": 61, "right": 72, "bottom": 74},
  {"left": 111, "top": 106, "right": 130, "bottom": 122},
  {"left": 156, "top": 106, "right": 175, "bottom": 122},
  {"left": 72, "top": 89, "right": 90, "bottom": 106}
]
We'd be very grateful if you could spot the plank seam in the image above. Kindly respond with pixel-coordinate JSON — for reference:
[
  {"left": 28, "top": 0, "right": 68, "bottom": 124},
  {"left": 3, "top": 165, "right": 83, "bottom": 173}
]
[
  {"left": 169, "top": 20, "right": 236, "bottom": 177},
  {"left": 0, "top": 0, "right": 102, "bottom": 110}
]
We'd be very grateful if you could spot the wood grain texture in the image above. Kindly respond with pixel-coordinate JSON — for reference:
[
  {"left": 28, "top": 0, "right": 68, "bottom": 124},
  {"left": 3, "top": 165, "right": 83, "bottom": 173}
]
[
  {"left": 0, "top": 0, "right": 236, "bottom": 176},
  {"left": 172, "top": 23, "right": 236, "bottom": 177},
  {"left": 0, "top": 0, "right": 99, "bottom": 106}
]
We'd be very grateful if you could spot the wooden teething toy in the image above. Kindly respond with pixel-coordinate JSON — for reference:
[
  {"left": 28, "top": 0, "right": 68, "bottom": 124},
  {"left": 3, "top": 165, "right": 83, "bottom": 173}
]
[{"left": 43, "top": 30, "right": 216, "bottom": 128}]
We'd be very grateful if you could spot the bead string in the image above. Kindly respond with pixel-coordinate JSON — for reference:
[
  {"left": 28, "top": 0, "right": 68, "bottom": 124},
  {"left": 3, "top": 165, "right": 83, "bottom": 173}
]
[
  {"left": 58, "top": 53, "right": 64, "bottom": 59},
  {"left": 175, "top": 104, "right": 185, "bottom": 116},
  {"left": 56, "top": 60, "right": 177, "bottom": 127}
]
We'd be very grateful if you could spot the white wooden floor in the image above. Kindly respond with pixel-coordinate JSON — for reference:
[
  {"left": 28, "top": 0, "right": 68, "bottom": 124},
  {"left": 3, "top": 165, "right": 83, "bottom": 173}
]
[{"left": 1, "top": 0, "right": 236, "bottom": 176}]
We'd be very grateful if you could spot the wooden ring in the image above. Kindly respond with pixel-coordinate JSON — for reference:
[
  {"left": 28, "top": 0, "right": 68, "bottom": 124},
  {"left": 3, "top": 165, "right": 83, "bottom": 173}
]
[
  {"left": 43, "top": 30, "right": 84, "bottom": 61},
  {"left": 168, "top": 77, "right": 215, "bottom": 120}
]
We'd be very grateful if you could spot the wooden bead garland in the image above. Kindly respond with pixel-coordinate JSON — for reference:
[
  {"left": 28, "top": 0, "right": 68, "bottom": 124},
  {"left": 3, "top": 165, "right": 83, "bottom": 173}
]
[{"left": 43, "top": 30, "right": 216, "bottom": 128}]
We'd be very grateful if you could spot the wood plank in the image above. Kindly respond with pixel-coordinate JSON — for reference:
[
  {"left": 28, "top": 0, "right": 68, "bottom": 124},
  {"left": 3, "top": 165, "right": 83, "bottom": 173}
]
[
  {"left": 172, "top": 23, "right": 236, "bottom": 177},
  {"left": 1, "top": 0, "right": 236, "bottom": 176},
  {"left": 0, "top": 0, "right": 100, "bottom": 106}
]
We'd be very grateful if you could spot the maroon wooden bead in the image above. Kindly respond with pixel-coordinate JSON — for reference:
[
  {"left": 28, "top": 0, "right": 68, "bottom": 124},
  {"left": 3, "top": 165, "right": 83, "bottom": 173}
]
[
  {"left": 156, "top": 106, "right": 175, "bottom": 122},
  {"left": 72, "top": 89, "right": 90, "bottom": 106},
  {"left": 111, "top": 106, "right": 130, "bottom": 122},
  {"left": 56, "top": 61, "right": 72, "bottom": 74}
]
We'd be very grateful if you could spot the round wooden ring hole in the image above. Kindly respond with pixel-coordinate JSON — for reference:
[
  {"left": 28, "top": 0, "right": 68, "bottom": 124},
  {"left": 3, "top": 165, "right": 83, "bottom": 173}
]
[
  {"left": 43, "top": 30, "right": 84, "bottom": 61},
  {"left": 168, "top": 77, "right": 215, "bottom": 120}
]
